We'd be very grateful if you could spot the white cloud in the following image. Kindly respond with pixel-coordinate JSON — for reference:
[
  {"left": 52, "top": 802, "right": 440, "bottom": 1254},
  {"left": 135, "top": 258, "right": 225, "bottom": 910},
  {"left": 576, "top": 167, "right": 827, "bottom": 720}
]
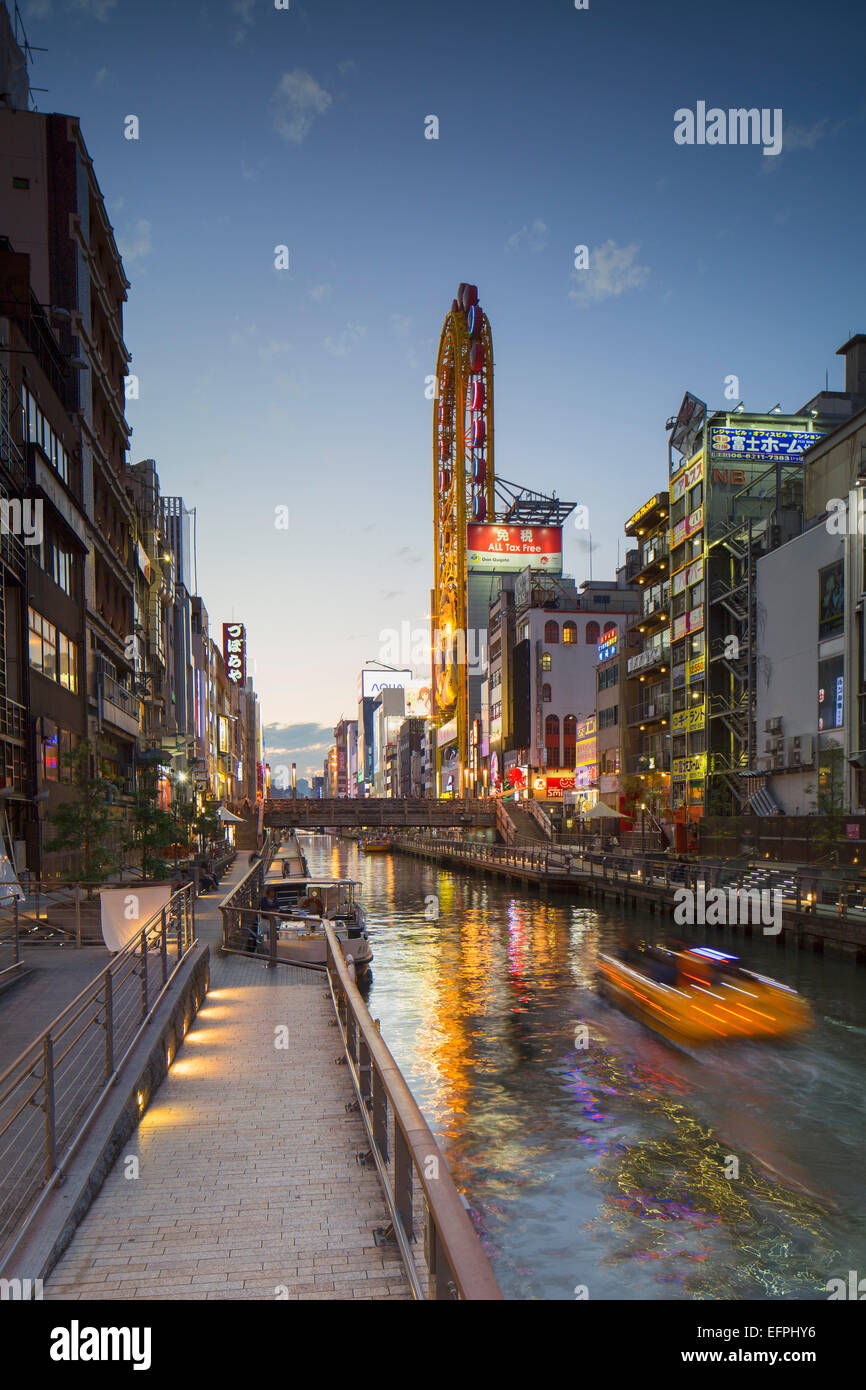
[
  {"left": 117, "top": 218, "right": 152, "bottom": 268},
  {"left": 93, "top": 66, "right": 110, "bottom": 86},
  {"left": 762, "top": 117, "right": 831, "bottom": 174},
  {"left": 568, "top": 240, "right": 649, "bottom": 306},
  {"left": 783, "top": 118, "right": 830, "bottom": 151},
  {"left": 324, "top": 323, "right": 366, "bottom": 356},
  {"left": 272, "top": 70, "right": 333, "bottom": 145},
  {"left": 258, "top": 338, "right": 293, "bottom": 362},
  {"left": 506, "top": 219, "right": 548, "bottom": 253},
  {"left": 74, "top": 0, "right": 117, "bottom": 17},
  {"left": 26, "top": 0, "right": 118, "bottom": 17},
  {"left": 308, "top": 283, "right": 333, "bottom": 301},
  {"left": 390, "top": 314, "right": 411, "bottom": 337},
  {"left": 231, "top": 0, "right": 256, "bottom": 43}
]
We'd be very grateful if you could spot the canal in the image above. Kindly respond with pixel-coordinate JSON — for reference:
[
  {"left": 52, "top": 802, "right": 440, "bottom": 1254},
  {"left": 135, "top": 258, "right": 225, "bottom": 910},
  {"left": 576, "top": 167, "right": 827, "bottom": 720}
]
[{"left": 305, "top": 834, "right": 866, "bottom": 1301}]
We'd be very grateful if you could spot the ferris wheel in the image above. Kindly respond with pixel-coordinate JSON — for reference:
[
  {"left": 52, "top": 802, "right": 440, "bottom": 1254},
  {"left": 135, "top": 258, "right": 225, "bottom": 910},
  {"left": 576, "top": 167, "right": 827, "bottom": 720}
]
[{"left": 432, "top": 283, "right": 495, "bottom": 784}]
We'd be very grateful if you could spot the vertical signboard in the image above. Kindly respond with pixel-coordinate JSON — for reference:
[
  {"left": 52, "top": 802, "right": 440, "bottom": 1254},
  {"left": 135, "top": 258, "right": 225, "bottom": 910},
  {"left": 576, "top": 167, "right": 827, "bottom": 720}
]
[{"left": 223, "top": 622, "right": 246, "bottom": 685}]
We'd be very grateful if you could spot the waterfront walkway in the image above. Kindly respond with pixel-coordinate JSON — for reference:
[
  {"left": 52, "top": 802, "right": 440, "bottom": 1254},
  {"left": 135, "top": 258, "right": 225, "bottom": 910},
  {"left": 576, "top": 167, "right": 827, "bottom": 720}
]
[{"left": 45, "top": 859, "right": 410, "bottom": 1300}]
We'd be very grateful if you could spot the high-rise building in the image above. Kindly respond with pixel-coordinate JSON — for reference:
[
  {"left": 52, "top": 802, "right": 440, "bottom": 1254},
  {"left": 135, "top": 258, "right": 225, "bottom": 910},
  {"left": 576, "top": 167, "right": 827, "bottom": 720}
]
[
  {"left": 665, "top": 358, "right": 865, "bottom": 823},
  {"left": 622, "top": 493, "right": 671, "bottom": 817},
  {"left": 1, "top": 16, "right": 137, "bottom": 794}
]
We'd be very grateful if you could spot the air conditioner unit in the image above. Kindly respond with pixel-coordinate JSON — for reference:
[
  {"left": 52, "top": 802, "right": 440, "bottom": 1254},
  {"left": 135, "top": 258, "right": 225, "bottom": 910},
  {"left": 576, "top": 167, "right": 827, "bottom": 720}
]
[
  {"left": 791, "top": 735, "right": 801, "bottom": 750},
  {"left": 773, "top": 755, "right": 786, "bottom": 770},
  {"left": 765, "top": 738, "right": 776, "bottom": 753},
  {"left": 790, "top": 751, "right": 801, "bottom": 767},
  {"left": 770, "top": 717, "right": 782, "bottom": 733},
  {"left": 764, "top": 719, "right": 774, "bottom": 733}
]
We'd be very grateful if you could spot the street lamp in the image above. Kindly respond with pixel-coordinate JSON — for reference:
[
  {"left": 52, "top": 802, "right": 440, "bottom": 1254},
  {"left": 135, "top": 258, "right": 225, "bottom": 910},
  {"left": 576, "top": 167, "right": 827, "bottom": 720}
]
[{"left": 291, "top": 762, "right": 296, "bottom": 799}]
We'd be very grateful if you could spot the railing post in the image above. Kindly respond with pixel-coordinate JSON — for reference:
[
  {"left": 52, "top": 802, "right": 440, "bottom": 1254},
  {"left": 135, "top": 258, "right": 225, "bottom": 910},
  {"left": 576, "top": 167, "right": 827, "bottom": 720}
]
[
  {"left": 140, "top": 928, "right": 149, "bottom": 1018},
  {"left": 74, "top": 883, "right": 82, "bottom": 948},
  {"left": 13, "top": 894, "right": 19, "bottom": 967},
  {"left": 426, "top": 1214, "right": 457, "bottom": 1300},
  {"left": 43, "top": 1033, "right": 56, "bottom": 1180},
  {"left": 372, "top": 1068, "right": 388, "bottom": 1162},
  {"left": 394, "top": 1123, "right": 414, "bottom": 1241},
  {"left": 160, "top": 907, "right": 168, "bottom": 985},
  {"left": 359, "top": 1037, "right": 372, "bottom": 1105},
  {"left": 104, "top": 969, "right": 115, "bottom": 1079}
]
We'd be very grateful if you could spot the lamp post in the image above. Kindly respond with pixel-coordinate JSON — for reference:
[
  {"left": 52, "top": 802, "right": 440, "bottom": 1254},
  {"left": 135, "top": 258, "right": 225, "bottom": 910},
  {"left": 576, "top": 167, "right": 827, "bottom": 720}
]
[{"left": 291, "top": 762, "right": 297, "bottom": 799}]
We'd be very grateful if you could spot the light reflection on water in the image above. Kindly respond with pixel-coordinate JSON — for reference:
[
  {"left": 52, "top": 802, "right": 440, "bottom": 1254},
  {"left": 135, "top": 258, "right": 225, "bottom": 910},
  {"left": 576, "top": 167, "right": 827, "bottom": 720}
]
[{"left": 308, "top": 834, "right": 866, "bottom": 1300}]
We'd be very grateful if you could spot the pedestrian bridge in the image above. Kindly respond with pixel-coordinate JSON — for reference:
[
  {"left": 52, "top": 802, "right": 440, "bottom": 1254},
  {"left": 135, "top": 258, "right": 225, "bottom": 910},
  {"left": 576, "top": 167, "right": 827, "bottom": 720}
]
[{"left": 259, "top": 797, "right": 495, "bottom": 830}]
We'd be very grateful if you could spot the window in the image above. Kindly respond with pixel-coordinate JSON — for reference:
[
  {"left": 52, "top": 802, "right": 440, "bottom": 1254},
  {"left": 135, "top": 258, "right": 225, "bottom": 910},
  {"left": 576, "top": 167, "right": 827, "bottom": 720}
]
[
  {"left": 598, "top": 705, "right": 619, "bottom": 729},
  {"left": 585, "top": 621, "right": 600, "bottom": 644},
  {"left": 545, "top": 714, "right": 560, "bottom": 767},
  {"left": 52, "top": 545, "right": 74, "bottom": 596},
  {"left": 21, "top": 387, "right": 69, "bottom": 486},
  {"left": 541, "top": 653, "right": 551, "bottom": 671},
  {"left": 519, "top": 622, "right": 529, "bottom": 642},
  {"left": 41, "top": 723, "right": 59, "bottom": 782},
  {"left": 12, "top": 176, "right": 30, "bottom": 190},
  {"left": 818, "top": 561, "right": 844, "bottom": 640},
  {"left": 28, "top": 606, "right": 78, "bottom": 692},
  {"left": 544, "top": 620, "right": 559, "bottom": 644},
  {"left": 562, "top": 621, "right": 576, "bottom": 645},
  {"left": 603, "top": 621, "right": 616, "bottom": 637},
  {"left": 563, "top": 715, "right": 577, "bottom": 761},
  {"left": 818, "top": 656, "right": 844, "bottom": 731},
  {"left": 542, "top": 682, "right": 552, "bottom": 702}
]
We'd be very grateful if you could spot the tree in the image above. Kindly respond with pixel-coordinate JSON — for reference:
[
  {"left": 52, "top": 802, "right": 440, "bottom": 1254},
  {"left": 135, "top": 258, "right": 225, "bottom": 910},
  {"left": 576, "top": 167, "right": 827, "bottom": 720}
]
[
  {"left": 121, "top": 763, "right": 178, "bottom": 880},
  {"left": 197, "top": 804, "right": 226, "bottom": 854},
  {"left": 45, "top": 739, "right": 119, "bottom": 883},
  {"left": 809, "top": 745, "right": 846, "bottom": 863}
]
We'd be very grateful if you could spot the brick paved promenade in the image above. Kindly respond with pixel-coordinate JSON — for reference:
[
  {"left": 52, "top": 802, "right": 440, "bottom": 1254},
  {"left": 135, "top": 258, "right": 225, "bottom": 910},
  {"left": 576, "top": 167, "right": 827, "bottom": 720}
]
[{"left": 45, "top": 859, "right": 409, "bottom": 1300}]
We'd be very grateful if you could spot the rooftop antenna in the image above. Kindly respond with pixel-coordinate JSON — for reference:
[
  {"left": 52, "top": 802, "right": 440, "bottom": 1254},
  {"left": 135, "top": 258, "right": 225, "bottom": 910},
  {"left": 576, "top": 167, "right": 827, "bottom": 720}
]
[{"left": 12, "top": 2, "right": 47, "bottom": 111}]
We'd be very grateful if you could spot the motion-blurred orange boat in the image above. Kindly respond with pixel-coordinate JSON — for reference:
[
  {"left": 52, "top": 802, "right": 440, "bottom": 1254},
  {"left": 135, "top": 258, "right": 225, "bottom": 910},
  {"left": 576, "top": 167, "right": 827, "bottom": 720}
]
[{"left": 597, "top": 944, "right": 813, "bottom": 1046}]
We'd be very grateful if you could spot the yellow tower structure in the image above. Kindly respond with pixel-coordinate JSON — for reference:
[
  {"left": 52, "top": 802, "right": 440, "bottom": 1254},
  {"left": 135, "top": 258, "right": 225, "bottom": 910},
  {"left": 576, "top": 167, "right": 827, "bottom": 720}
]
[{"left": 432, "top": 284, "right": 495, "bottom": 794}]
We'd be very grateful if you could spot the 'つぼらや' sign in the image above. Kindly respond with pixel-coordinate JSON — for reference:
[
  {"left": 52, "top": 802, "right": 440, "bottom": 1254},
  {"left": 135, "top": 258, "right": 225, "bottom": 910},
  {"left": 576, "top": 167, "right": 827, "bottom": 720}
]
[{"left": 223, "top": 622, "right": 246, "bottom": 684}]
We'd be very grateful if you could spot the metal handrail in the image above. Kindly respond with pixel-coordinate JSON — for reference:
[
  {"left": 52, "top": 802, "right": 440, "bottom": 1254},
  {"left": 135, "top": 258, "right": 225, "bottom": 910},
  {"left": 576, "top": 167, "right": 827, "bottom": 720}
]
[
  {"left": 217, "top": 831, "right": 277, "bottom": 950},
  {"left": 322, "top": 920, "right": 502, "bottom": 1301},
  {"left": 0, "top": 883, "right": 197, "bottom": 1270},
  {"left": 390, "top": 835, "right": 866, "bottom": 924}
]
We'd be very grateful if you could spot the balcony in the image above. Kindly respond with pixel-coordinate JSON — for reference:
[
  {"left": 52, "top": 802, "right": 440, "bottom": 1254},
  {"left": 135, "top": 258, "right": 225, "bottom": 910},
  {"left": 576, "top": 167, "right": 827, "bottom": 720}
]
[
  {"left": 626, "top": 751, "right": 671, "bottom": 775},
  {"left": 626, "top": 643, "right": 670, "bottom": 676},
  {"left": 626, "top": 693, "right": 670, "bottom": 727},
  {"left": 100, "top": 672, "right": 140, "bottom": 738},
  {"left": 636, "top": 535, "right": 669, "bottom": 577},
  {"left": 0, "top": 696, "right": 26, "bottom": 742}
]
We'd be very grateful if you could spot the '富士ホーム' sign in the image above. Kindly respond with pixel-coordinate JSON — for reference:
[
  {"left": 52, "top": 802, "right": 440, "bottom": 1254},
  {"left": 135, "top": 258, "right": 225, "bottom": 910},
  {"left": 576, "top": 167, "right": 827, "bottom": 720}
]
[{"left": 467, "top": 524, "right": 562, "bottom": 573}]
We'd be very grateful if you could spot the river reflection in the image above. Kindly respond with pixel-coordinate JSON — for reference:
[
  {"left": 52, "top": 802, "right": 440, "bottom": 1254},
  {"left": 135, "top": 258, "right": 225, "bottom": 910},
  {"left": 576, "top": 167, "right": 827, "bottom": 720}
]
[{"left": 307, "top": 834, "right": 866, "bottom": 1300}]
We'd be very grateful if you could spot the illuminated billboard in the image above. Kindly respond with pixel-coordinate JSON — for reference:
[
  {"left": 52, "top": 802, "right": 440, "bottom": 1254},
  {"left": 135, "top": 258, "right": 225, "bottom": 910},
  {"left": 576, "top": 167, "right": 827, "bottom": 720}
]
[
  {"left": 467, "top": 524, "right": 562, "bottom": 574},
  {"left": 223, "top": 622, "right": 246, "bottom": 685},
  {"left": 360, "top": 668, "right": 412, "bottom": 701}
]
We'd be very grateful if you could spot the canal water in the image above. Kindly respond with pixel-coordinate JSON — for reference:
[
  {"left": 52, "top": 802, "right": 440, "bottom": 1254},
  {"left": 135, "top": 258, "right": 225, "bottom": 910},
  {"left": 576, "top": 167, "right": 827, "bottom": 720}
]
[{"left": 304, "top": 834, "right": 866, "bottom": 1301}]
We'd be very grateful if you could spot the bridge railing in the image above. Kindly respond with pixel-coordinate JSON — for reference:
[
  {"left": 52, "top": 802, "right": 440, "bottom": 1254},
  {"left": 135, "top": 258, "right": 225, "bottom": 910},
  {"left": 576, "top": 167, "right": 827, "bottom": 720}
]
[
  {"left": 322, "top": 920, "right": 502, "bottom": 1301},
  {"left": 0, "top": 883, "right": 197, "bottom": 1271}
]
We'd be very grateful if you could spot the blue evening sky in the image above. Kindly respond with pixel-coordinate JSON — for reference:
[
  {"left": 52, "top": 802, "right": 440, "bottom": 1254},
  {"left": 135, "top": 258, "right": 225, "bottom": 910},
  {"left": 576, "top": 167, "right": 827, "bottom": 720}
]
[{"left": 13, "top": 0, "right": 866, "bottom": 776}]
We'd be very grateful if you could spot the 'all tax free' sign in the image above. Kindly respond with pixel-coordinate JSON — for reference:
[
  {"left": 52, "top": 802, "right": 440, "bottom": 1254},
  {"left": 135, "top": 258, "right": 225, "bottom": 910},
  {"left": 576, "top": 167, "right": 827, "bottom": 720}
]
[{"left": 223, "top": 622, "right": 246, "bottom": 685}]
